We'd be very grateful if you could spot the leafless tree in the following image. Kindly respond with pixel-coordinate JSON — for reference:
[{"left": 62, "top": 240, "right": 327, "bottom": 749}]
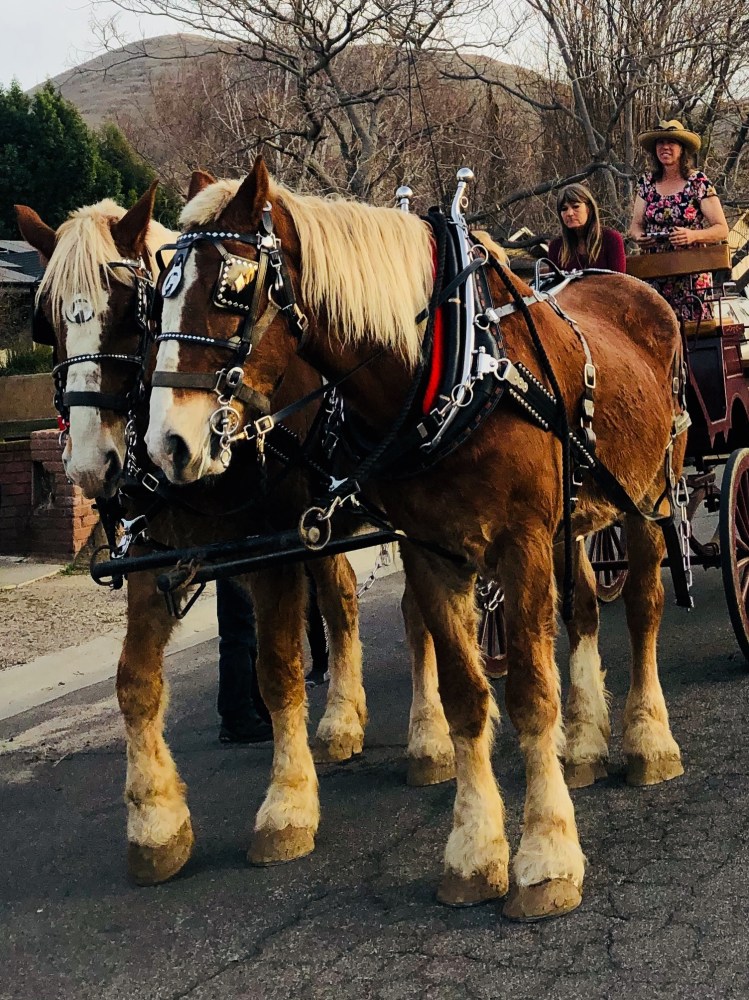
[
  {"left": 98, "top": 0, "right": 503, "bottom": 202},
  {"left": 444, "top": 0, "right": 749, "bottom": 230},
  {"left": 98, "top": 0, "right": 748, "bottom": 239}
]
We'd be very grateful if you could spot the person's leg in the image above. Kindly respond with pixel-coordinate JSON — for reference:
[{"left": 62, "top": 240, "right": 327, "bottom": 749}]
[
  {"left": 216, "top": 576, "right": 271, "bottom": 743},
  {"left": 305, "top": 568, "right": 329, "bottom": 687}
]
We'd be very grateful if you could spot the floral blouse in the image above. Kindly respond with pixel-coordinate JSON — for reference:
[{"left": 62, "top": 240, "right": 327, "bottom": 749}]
[{"left": 636, "top": 170, "right": 718, "bottom": 321}]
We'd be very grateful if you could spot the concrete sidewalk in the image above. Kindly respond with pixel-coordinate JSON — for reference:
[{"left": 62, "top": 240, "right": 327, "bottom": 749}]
[
  {"left": 0, "top": 555, "right": 65, "bottom": 590},
  {"left": 0, "top": 543, "right": 400, "bottom": 722}
]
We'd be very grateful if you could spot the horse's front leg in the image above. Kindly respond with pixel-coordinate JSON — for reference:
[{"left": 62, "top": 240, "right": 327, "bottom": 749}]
[
  {"left": 502, "top": 528, "right": 585, "bottom": 921},
  {"left": 401, "top": 546, "right": 509, "bottom": 906},
  {"left": 247, "top": 564, "right": 319, "bottom": 865},
  {"left": 117, "top": 566, "right": 193, "bottom": 885},
  {"left": 621, "top": 515, "right": 683, "bottom": 785},
  {"left": 558, "top": 540, "right": 610, "bottom": 788},
  {"left": 307, "top": 554, "right": 367, "bottom": 763},
  {"left": 401, "top": 581, "right": 455, "bottom": 786}
]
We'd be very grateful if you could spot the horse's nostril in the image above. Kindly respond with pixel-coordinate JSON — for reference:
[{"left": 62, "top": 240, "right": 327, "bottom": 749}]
[
  {"left": 104, "top": 450, "right": 122, "bottom": 484},
  {"left": 165, "top": 433, "right": 191, "bottom": 473}
]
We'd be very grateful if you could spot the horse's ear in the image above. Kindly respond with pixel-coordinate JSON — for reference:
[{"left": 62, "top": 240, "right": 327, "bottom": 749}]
[
  {"left": 232, "top": 156, "right": 271, "bottom": 222},
  {"left": 112, "top": 180, "right": 158, "bottom": 256},
  {"left": 187, "top": 169, "right": 217, "bottom": 203},
  {"left": 15, "top": 205, "right": 56, "bottom": 264}
]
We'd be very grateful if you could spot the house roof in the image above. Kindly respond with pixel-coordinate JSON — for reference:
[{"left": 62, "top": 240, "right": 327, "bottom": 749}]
[{"left": 0, "top": 240, "right": 44, "bottom": 284}]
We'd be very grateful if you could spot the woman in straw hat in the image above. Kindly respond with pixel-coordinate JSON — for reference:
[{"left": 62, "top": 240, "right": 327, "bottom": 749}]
[{"left": 629, "top": 119, "right": 728, "bottom": 320}]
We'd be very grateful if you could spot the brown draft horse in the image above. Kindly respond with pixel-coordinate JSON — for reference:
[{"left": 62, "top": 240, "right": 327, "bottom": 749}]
[
  {"left": 144, "top": 158, "right": 686, "bottom": 921},
  {"left": 15, "top": 182, "right": 456, "bottom": 885}
]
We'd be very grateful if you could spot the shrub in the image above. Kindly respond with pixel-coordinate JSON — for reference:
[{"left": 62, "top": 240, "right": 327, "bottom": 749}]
[{"left": 0, "top": 345, "right": 54, "bottom": 375}]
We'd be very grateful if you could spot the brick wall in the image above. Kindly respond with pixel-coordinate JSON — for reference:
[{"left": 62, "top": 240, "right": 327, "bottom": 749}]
[
  {"left": 0, "top": 430, "right": 98, "bottom": 559},
  {"left": 0, "top": 438, "right": 32, "bottom": 554}
]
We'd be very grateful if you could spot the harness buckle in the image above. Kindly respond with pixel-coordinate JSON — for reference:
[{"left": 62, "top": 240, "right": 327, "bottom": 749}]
[
  {"left": 254, "top": 415, "right": 275, "bottom": 436},
  {"left": 495, "top": 358, "right": 529, "bottom": 393},
  {"left": 142, "top": 473, "right": 160, "bottom": 492},
  {"left": 225, "top": 366, "right": 245, "bottom": 392},
  {"left": 294, "top": 307, "right": 309, "bottom": 333},
  {"left": 584, "top": 363, "right": 596, "bottom": 391}
]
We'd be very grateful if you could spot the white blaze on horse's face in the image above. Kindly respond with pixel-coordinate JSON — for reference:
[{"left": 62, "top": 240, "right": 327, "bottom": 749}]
[
  {"left": 146, "top": 254, "right": 227, "bottom": 483},
  {"left": 61, "top": 300, "right": 126, "bottom": 500}
]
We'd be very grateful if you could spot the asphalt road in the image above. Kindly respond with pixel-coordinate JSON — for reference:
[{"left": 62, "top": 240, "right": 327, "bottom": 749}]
[{"left": 2, "top": 559, "right": 749, "bottom": 1000}]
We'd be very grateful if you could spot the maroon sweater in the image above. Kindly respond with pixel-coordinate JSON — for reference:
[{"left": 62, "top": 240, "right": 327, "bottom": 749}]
[{"left": 548, "top": 227, "right": 626, "bottom": 272}]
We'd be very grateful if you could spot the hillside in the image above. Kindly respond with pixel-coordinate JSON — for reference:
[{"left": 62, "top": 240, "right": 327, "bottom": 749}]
[{"left": 30, "top": 33, "right": 228, "bottom": 127}]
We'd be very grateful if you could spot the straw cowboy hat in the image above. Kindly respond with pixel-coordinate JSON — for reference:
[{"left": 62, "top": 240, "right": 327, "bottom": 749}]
[{"left": 638, "top": 119, "right": 701, "bottom": 155}]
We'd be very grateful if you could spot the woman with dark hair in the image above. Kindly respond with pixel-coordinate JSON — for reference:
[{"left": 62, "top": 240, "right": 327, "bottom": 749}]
[
  {"left": 548, "top": 183, "right": 626, "bottom": 272},
  {"left": 629, "top": 119, "right": 729, "bottom": 320}
]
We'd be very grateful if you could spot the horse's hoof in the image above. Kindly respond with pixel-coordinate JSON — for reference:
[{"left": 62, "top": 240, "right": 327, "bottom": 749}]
[
  {"left": 564, "top": 759, "right": 607, "bottom": 789},
  {"left": 248, "top": 825, "right": 315, "bottom": 866},
  {"left": 437, "top": 867, "right": 508, "bottom": 907},
  {"left": 482, "top": 654, "right": 508, "bottom": 679},
  {"left": 127, "top": 818, "right": 194, "bottom": 886},
  {"left": 407, "top": 755, "right": 456, "bottom": 787},
  {"left": 503, "top": 879, "right": 582, "bottom": 922},
  {"left": 311, "top": 734, "right": 363, "bottom": 763},
  {"left": 626, "top": 754, "right": 684, "bottom": 786}
]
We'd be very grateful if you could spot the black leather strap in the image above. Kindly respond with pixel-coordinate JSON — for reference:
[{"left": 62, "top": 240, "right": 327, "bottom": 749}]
[
  {"left": 63, "top": 391, "right": 132, "bottom": 413},
  {"left": 150, "top": 370, "right": 272, "bottom": 414}
]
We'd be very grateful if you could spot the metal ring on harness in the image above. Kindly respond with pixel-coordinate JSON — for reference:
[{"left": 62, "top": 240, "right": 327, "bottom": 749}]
[
  {"left": 209, "top": 405, "right": 241, "bottom": 436},
  {"left": 298, "top": 506, "right": 333, "bottom": 550}
]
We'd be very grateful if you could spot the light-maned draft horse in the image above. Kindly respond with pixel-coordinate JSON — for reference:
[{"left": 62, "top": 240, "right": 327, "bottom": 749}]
[
  {"left": 144, "top": 158, "right": 688, "bottom": 921},
  {"left": 15, "top": 182, "right": 456, "bottom": 886}
]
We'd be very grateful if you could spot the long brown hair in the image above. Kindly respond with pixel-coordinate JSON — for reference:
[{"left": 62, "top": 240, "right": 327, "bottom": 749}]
[{"left": 556, "top": 184, "right": 602, "bottom": 268}]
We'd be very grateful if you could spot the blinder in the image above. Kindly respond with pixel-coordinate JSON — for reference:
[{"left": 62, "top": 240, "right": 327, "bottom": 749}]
[{"left": 32, "top": 306, "right": 56, "bottom": 347}]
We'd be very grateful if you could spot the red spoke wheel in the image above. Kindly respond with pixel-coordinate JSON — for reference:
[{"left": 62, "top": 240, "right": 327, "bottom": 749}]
[
  {"left": 477, "top": 579, "right": 507, "bottom": 678},
  {"left": 586, "top": 523, "right": 628, "bottom": 603},
  {"left": 719, "top": 448, "right": 749, "bottom": 664}
]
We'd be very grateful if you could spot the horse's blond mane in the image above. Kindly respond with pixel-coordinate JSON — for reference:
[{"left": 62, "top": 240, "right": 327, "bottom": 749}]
[
  {"left": 181, "top": 176, "right": 434, "bottom": 365},
  {"left": 37, "top": 199, "right": 176, "bottom": 327}
]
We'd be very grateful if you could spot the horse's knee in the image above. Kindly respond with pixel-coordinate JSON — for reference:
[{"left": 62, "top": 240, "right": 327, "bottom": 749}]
[
  {"left": 439, "top": 672, "right": 491, "bottom": 739},
  {"left": 505, "top": 670, "right": 558, "bottom": 738},
  {"left": 116, "top": 655, "right": 164, "bottom": 724}
]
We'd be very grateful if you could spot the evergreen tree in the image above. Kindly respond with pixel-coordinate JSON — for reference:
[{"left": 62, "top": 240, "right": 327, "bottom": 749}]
[
  {"left": 0, "top": 82, "right": 180, "bottom": 238},
  {"left": 96, "top": 124, "right": 181, "bottom": 227}
]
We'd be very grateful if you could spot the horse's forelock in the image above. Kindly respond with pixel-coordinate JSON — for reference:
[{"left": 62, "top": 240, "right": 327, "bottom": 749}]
[
  {"left": 179, "top": 179, "right": 242, "bottom": 228},
  {"left": 37, "top": 200, "right": 131, "bottom": 328}
]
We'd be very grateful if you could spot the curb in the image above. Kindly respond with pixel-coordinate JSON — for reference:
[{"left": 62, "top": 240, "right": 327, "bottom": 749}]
[{"left": 0, "top": 544, "right": 401, "bottom": 722}]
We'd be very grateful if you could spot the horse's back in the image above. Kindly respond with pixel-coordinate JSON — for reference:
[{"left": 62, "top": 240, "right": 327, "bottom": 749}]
[{"left": 555, "top": 273, "right": 680, "bottom": 376}]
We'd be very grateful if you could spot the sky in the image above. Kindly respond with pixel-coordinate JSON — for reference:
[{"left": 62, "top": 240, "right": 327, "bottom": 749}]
[{"left": 1, "top": 1, "right": 180, "bottom": 90}]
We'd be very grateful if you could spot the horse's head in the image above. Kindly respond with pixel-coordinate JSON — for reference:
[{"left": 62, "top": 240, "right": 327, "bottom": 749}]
[
  {"left": 15, "top": 184, "right": 167, "bottom": 498},
  {"left": 146, "top": 157, "right": 305, "bottom": 484},
  {"left": 147, "top": 157, "right": 433, "bottom": 485}
]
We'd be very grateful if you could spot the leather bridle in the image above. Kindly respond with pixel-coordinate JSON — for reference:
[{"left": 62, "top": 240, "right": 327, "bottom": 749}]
[
  {"left": 46, "top": 258, "right": 155, "bottom": 431},
  {"left": 151, "top": 202, "right": 309, "bottom": 420}
]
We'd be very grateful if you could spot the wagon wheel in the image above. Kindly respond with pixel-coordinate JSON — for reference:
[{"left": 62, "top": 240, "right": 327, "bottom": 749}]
[
  {"left": 477, "top": 579, "right": 507, "bottom": 679},
  {"left": 719, "top": 447, "right": 749, "bottom": 664},
  {"left": 586, "top": 523, "right": 628, "bottom": 603}
]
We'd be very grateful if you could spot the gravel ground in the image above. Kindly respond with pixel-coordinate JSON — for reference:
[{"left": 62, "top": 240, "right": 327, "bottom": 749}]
[{"left": 0, "top": 572, "right": 127, "bottom": 670}]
